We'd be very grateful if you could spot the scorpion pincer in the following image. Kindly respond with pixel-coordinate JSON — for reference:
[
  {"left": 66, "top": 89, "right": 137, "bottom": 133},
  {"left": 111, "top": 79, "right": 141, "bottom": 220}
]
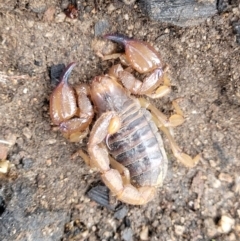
[{"left": 49, "top": 35, "right": 200, "bottom": 205}]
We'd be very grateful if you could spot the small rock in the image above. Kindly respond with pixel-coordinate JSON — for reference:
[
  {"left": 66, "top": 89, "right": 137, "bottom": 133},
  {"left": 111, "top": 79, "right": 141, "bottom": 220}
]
[
  {"left": 122, "top": 0, "right": 136, "bottom": 5},
  {"left": 124, "top": 14, "right": 129, "bottom": 20},
  {"left": 139, "top": 0, "right": 217, "bottom": 26},
  {"left": 174, "top": 225, "right": 185, "bottom": 236},
  {"left": 94, "top": 19, "right": 110, "bottom": 37},
  {"left": 213, "top": 179, "right": 221, "bottom": 188},
  {"left": 29, "top": 0, "right": 47, "bottom": 14},
  {"left": 46, "top": 159, "right": 52, "bottom": 166},
  {"left": 50, "top": 64, "right": 65, "bottom": 87},
  {"left": 107, "top": 3, "right": 116, "bottom": 13},
  {"left": 233, "top": 177, "right": 240, "bottom": 194},
  {"left": 22, "top": 127, "right": 32, "bottom": 139},
  {"left": 43, "top": 6, "right": 56, "bottom": 22},
  {"left": 209, "top": 159, "right": 217, "bottom": 167},
  {"left": 55, "top": 12, "right": 66, "bottom": 23},
  {"left": 46, "top": 139, "right": 57, "bottom": 145},
  {"left": 218, "top": 173, "right": 233, "bottom": 183},
  {"left": 21, "top": 158, "right": 33, "bottom": 169},
  {"left": 233, "top": 22, "right": 240, "bottom": 45},
  {"left": 114, "top": 205, "right": 129, "bottom": 220},
  {"left": 140, "top": 226, "right": 149, "bottom": 240},
  {"left": 0, "top": 196, "right": 6, "bottom": 215},
  {"left": 218, "top": 215, "right": 235, "bottom": 233},
  {"left": 121, "top": 227, "right": 133, "bottom": 241},
  {"left": 60, "top": 0, "right": 69, "bottom": 9}
]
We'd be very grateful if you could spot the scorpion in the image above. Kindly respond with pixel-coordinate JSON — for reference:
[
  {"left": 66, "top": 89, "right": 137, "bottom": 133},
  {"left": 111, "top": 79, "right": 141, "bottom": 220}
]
[{"left": 49, "top": 35, "right": 200, "bottom": 205}]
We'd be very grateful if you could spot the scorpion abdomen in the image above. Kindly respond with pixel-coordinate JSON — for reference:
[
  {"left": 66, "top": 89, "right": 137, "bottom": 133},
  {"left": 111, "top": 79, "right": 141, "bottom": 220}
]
[{"left": 108, "top": 100, "right": 168, "bottom": 187}]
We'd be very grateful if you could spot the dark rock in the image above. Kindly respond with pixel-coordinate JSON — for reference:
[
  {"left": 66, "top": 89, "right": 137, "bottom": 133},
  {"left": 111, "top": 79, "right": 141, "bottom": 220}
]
[
  {"left": 49, "top": 64, "right": 65, "bottom": 87},
  {"left": 0, "top": 181, "right": 13, "bottom": 216},
  {"left": 0, "top": 196, "right": 6, "bottom": 215},
  {"left": 21, "top": 157, "right": 34, "bottom": 169},
  {"left": 233, "top": 22, "right": 240, "bottom": 45},
  {"left": 114, "top": 205, "right": 129, "bottom": 220},
  {"left": 138, "top": 0, "right": 217, "bottom": 27},
  {"left": 217, "top": 0, "right": 238, "bottom": 13},
  {"left": 86, "top": 183, "right": 117, "bottom": 210}
]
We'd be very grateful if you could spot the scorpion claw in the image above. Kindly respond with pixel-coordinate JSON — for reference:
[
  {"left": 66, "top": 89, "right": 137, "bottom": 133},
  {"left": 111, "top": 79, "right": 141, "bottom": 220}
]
[
  {"left": 105, "top": 34, "right": 163, "bottom": 74},
  {"left": 49, "top": 63, "right": 78, "bottom": 125}
]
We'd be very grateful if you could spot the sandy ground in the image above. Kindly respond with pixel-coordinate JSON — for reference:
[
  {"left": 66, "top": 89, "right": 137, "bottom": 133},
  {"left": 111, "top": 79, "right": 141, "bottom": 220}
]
[{"left": 0, "top": 1, "right": 240, "bottom": 241}]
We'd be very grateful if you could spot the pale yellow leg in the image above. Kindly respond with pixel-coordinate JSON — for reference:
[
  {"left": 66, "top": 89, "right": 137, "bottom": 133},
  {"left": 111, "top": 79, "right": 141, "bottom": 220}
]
[
  {"left": 159, "top": 126, "right": 201, "bottom": 167},
  {"left": 71, "top": 149, "right": 91, "bottom": 166},
  {"left": 140, "top": 98, "right": 200, "bottom": 167},
  {"left": 139, "top": 98, "right": 184, "bottom": 127}
]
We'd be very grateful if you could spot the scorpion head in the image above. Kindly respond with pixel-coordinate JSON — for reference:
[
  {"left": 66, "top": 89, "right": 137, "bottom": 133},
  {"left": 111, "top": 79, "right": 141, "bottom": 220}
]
[{"left": 90, "top": 76, "right": 129, "bottom": 114}]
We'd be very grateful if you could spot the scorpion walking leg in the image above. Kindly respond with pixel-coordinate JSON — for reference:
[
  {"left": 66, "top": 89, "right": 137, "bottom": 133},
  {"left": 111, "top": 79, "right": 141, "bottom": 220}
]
[
  {"left": 139, "top": 98, "right": 200, "bottom": 167},
  {"left": 158, "top": 125, "right": 200, "bottom": 167},
  {"left": 139, "top": 98, "right": 184, "bottom": 127},
  {"left": 88, "top": 112, "right": 156, "bottom": 205}
]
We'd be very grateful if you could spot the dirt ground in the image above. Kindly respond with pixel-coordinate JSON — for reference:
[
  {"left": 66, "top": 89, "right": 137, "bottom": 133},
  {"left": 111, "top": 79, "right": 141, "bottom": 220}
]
[{"left": 0, "top": 1, "right": 240, "bottom": 241}]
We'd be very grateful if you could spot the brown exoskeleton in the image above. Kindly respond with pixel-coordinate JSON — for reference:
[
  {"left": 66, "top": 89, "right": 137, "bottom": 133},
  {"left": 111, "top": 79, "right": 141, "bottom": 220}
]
[{"left": 49, "top": 35, "right": 200, "bottom": 205}]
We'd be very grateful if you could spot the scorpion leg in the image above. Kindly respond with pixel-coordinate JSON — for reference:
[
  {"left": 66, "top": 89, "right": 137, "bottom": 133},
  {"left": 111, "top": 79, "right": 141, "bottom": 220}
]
[
  {"left": 139, "top": 98, "right": 184, "bottom": 127},
  {"left": 139, "top": 98, "right": 200, "bottom": 167},
  {"left": 88, "top": 111, "right": 156, "bottom": 205},
  {"left": 158, "top": 125, "right": 201, "bottom": 167}
]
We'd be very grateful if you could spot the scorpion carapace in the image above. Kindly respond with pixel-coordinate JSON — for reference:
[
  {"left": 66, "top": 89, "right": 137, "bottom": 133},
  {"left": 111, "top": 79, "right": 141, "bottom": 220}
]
[{"left": 49, "top": 35, "right": 200, "bottom": 205}]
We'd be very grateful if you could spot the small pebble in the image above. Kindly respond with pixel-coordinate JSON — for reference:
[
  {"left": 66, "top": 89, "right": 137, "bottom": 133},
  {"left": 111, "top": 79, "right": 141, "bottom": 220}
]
[
  {"left": 218, "top": 215, "right": 235, "bottom": 233},
  {"left": 114, "top": 205, "right": 129, "bottom": 220},
  {"left": 218, "top": 173, "right": 233, "bottom": 183},
  {"left": 43, "top": 6, "right": 56, "bottom": 22},
  {"left": 140, "top": 226, "right": 149, "bottom": 240},
  {"left": 22, "top": 127, "right": 32, "bottom": 139},
  {"left": 21, "top": 158, "right": 33, "bottom": 169},
  {"left": 55, "top": 12, "right": 66, "bottom": 23},
  {"left": 46, "top": 139, "right": 57, "bottom": 145},
  {"left": 107, "top": 3, "right": 116, "bottom": 13},
  {"left": 121, "top": 227, "right": 133, "bottom": 241},
  {"left": 46, "top": 159, "right": 52, "bottom": 166},
  {"left": 29, "top": 0, "right": 47, "bottom": 13},
  {"left": 174, "top": 225, "right": 185, "bottom": 236},
  {"left": 94, "top": 19, "right": 109, "bottom": 37},
  {"left": 124, "top": 14, "right": 129, "bottom": 21}
]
